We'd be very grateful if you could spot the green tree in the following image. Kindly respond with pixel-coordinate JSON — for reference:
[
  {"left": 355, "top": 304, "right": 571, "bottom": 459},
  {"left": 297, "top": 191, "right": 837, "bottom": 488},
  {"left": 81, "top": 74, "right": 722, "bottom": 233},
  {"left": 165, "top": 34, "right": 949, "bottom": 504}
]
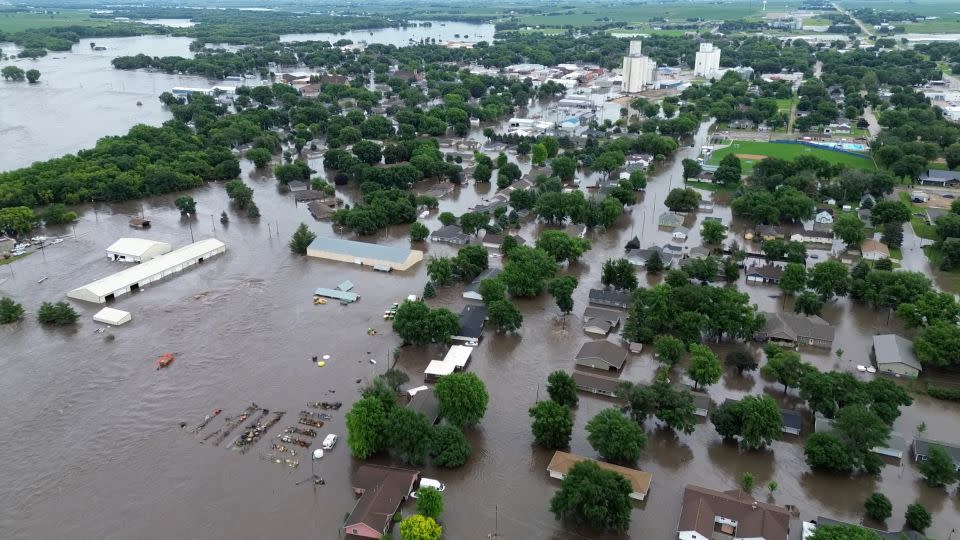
[
  {"left": 547, "top": 275, "right": 578, "bottom": 314},
  {"left": 415, "top": 487, "right": 444, "bottom": 519},
  {"left": 0, "top": 206, "right": 38, "bottom": 236},
  {"left": 0, "top": 297, "right": 25, "bottom": 324},
  {"left": 536, "top": 231, "right": 591, "bottom": 263},
  {"left": 687, "top": 344, "right": 722, "bottom": 390},
  {"left": 352, "top": 140, "right": 382, "bottom": 165},
  {"left": 430, "top": 424, "right": 471, "bottom": 467},
  {"left": 478, "top": 279, "right": 506, "bottom": 304},
  {"left": 914, "top": 321, "right": 960, "bottom": 367},
  {"left": 529, "top": 399, "right": 574, "bottom": 449},
  {"left": 701, "top": 220, "right": 727, "bottom": 245},
  {"left": 741, "top": 472, "right": 754, "bottom": 492},
  {"left": 809, "top": 525, "right": 883, "bottom": 540},
  {"left": 833, "top": 404, "right": 890, "bottom": 473},
  {"left": 422, "top": 281, "right": 436, "bottom": 299},
  {"left": 870, "top": 201, "right": 911, "bottom": 226},
  {"left": 25, "top": 69, "right": 40, "bottom": 83},
  {"left": 427, "top": 256, "right": 455, "bottom": 287},
  {"left": 474, "top": 161, "right": 492, "bottom": 182},
  {"left": 779, "top": 263, "right": 807, "bottom": 296},
  {"left": 246, "top": 147, "right": 272, "bottom": 168},
  {"left": 438, "top": 212, "right": 456, "bottom": 226},
  {"left": 833, "top": 213, "right": 865, "bottom": 248},
  {"left": 725, "top": 348, "right": 758, "bottom": 375},
  {"left": 501, "top": 246, "right": 558, "bottom": 297},
  {"left": 645, "top": 250, "right": 665, "bottom": 273},
  {"left": 40, "top": 204, "right": 76, "bottom": 225},
  {"left": 904, "top": 503, "right": 931, "bottom": 532},
  {"left": 628, "top": 170, "right": 647, "bottom": 190},
  {"left": 601, "top": 258, "right": 638, "bottom": 290},
  {"left": 794, "top": 290, "right": 824, "bottom": 316},
  {"left": 392, "top": 301, "right": 458, "bottom": 345},
  {"left": 711, "top": 399, "right": 744, "bottom": 439},
  {"left": 399, "top": 514, "right": 442, "bottom": 540},
  {"left": 531, "top": 143, "right": 548, "bottom": 166},
  {"left": 586, "top": 408, "right": 646, "bottom": 464},
  {"left": 487, "top": 299, "right": 523, "bottom": 332},
  {"left": 681, "top": 158, "right": 702, "bottom": 180},
  {"left": 807, "top": 260, "right": 850, "bottom": 300},
  {"left": 386, "top": 407, "right": 433, "bottom": 465},
  {"left": 551, "top": 156, "right": 577, "bottom": 182},
  {"left": 547, "top": 371, "right": 578, "bottom": 407},
  {"left": 664, "top": 188, "right": 701, "bottom": 212},
  {"left": 345, "top": 396, "right": 387, "bottom": 459},
  {"left": 410, "top": 222, "right": 429, "bottom": 242},
  {"left": 1, "top": 66, "right": 25, "bottom": 81},
  {"left": 549, "top": 460, "right": 632, "bottom": 531},
  {"left": 919, "top": 445, "right": 958, "bottom": 487},
  {"left": 945, "top": 142, "right": 960, "bottom": 170},
  {"left": 739, "top": 394, "right": 783, "bottom": 450},
  {"left": 435, "top": 372, "right": 489, "bottom": 428},
  {"left": 654, "top": 336, "right": 686, "bottom": 366},
  {"left": 762, "top": 349, "right": 806, "bottom": 392},
  {"left": 288, "top": 222, "right": 316, "bottom": 254},
  {"left": 37, "top": 301, "right": 78, "bottom": 325},
  {"left": 806, "top": 431, "right": 855, "bottom": 471},
  {"left": 864, "top": 492, "right": 892, "bottom": 522}
]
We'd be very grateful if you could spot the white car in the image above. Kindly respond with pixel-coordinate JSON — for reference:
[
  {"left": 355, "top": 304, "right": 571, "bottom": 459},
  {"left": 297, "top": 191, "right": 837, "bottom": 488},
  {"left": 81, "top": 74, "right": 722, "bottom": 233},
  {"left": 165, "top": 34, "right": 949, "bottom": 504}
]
[
  {"left": 321, "top": 433, "right": 338, "bottom": 450},
  {"left": 411, "top": 478, "right": 446, "bottom": 498},
  {"left": 856, "top": 365, "right": 867, "bottom": 372},
  {"left": 866, "top": 366, "right": 877, "bottom": 374}
]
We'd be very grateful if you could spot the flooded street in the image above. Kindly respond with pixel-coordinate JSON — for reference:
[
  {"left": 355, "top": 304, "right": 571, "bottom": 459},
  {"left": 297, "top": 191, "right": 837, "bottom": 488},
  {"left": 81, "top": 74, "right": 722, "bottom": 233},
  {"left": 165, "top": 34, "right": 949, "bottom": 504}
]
[{"left": 1, "top": 28, "right": 959, "bottom": 540}]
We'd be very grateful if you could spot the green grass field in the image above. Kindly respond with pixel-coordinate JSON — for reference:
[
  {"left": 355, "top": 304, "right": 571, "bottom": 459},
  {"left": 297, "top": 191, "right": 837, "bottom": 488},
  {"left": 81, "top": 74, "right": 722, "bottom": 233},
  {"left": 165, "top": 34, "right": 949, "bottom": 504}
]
[
  {"left": 707, "top": 141, "right": 877, "bottom": 173},
  {"left": 0, "top": 10, "right": 108, "bottom": 33},
  {"left": 904, "top": 20, "right": 960, "bottom": 33},
  {"left": 514, "top": 0, "right": 799, "bottom": 27},
  {"left": 899, "top": 192, "right": 938, "bottom": 240}
]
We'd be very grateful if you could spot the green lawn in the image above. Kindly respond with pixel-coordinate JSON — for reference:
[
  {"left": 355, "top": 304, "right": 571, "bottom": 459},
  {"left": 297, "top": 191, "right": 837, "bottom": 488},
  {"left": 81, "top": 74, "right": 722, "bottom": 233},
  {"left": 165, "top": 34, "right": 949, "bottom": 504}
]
[
  {"left": 775, "top": 98, "right": 793, "bottom": 113},
  {"left": 899, "top": 192, "right": 938, "bottom": 240},
  {"left": 706, "top": 141, "right": 877, "bottom": 173},
  {"left": 685, "top": 180, "right": 737, "bottom": 192},
  {"left": 905, "top": 20, "right": 960, "bottom": 33},
  {"left": 514, "top": 0, "right": 799, "bottom": 26},
  {"left": 0, "top": 252, "right": 30, "bottom": 266},
  {"left": 0, "top": 10, "right": 108, "bottom": 33}
]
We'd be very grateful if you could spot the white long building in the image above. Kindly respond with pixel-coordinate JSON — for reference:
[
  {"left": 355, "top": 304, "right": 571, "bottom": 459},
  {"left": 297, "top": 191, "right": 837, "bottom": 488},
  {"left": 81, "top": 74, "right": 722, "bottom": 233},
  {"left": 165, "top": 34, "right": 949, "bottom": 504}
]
[
  {"left": 105, "top": 238, "right": 172, "bottom": 263},
  {"left": 621, "top": 40, "right": 655, "bottom": 93},
  {"left": 694, "top": 43, "right": 722, "bottom": 78},
  {"left": 68, "top": 238, "right": 226, "bottom": 303}
]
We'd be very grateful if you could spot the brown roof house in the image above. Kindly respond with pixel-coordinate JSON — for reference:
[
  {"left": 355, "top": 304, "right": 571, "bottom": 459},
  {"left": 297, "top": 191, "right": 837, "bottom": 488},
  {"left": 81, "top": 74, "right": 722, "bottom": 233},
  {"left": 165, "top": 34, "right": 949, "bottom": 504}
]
[
  {"left": 677, "top": 485, "right": 791, "bottom": 540},
  {"left": 757, "top": 311, "right": 835, "bottom": 348},
  {"left": 547, "top": 451, "right": 652, "bottom": 501},
  {"left": 572, "top": 371, "right": 621, "bottom": 398},
  {"left": 343, "top": 465, "right": 420, "bottom": 539},
  {"left": 575, "top": 341, "right": 628, "bottom": 372}
]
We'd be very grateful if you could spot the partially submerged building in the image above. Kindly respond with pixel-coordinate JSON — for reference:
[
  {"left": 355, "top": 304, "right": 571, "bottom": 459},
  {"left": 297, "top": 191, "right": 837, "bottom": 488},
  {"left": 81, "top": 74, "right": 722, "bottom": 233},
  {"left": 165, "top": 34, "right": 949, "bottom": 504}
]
[
  {"left": 547, "top": 451, "right": 652, "bottom": 501},
  {"left": 406, "top": 388, "right": 440, "bottom": 425},
  {"left": 588, "top": 288, "right": 631, "bottom": 310},
  {"left": 677, "top": 485, "right": 791, "bottom": 540},
  {"left": 342, "top": 465, "right": 420, "bottom": 539},
  {"left": 571, "top": 371, "right": 621, "bottom": 398},
  {"left": 105, "top": 238, "right": 172, "bottom": 263},
  {"left": 424, "top": 345, "right": 473, "bottom": 382},
  {"left": 93, "top": 307, "right": 131, "bottom": 326},
  {"left": 757, "top": 312, "right": 835, "bottom": 348},
  {"left": 581, "top": 306, "right": 622, "bottom": 336},
  {"left": 68, "top": 238, "right": 226, "bottom": 304},
  {"left": 462, "top": 268, "right": 501, "bottom": 301},
  {"left": 306, "top": 236, "right": 423, "bottom": 271},
  {"left": 872, "top": 334, "right": 922, "bottom": 377},
  {"left": 911, "top": 438, "right": 960, "bottom": 471},
  {"left": 453, "top": 304, "right": 486, "bottom": 343},
  {"left": 575, "top": 341, "right": 628, "bottom": 372}
]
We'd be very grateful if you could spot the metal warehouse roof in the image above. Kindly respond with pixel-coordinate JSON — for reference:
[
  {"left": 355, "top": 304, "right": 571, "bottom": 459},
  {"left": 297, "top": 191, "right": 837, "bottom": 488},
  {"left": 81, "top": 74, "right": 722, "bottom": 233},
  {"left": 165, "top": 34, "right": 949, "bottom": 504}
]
[
  {"left": 70, "top": 239, "right": 225, "bottom": 299},
  {"left": 105, "top": 238, "right": 171, "bottom": 257},
  {"left": 307, "top": 236, "right": 414, "bottom": 264}
]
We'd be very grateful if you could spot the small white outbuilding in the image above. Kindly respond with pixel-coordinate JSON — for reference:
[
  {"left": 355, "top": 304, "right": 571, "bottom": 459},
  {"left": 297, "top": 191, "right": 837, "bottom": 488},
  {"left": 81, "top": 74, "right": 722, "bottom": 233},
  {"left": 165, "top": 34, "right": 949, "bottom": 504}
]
[
  {"left": 106, "top": 238, "right": 172, "bottom": 263},
  {"left": 93, "top": 307, "right": 131, "bottom": 326}
]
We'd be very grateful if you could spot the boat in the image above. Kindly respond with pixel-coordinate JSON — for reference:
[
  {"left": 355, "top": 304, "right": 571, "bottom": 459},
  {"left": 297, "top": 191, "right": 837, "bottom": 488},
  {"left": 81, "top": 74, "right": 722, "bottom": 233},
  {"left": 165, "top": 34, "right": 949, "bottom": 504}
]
[{"left": 155, "top": 353, "right": 175, "bottom": 370}]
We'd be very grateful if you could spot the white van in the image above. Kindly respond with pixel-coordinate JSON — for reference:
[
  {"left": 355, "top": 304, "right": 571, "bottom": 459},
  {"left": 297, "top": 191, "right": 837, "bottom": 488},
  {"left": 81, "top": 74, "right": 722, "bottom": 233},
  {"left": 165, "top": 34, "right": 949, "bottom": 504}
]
[
  {"left": 322, "top": 434, "right": 338, "bottom": 450},
  {"left": 411, "top": 478, "right": 446, "bottom": 497}
]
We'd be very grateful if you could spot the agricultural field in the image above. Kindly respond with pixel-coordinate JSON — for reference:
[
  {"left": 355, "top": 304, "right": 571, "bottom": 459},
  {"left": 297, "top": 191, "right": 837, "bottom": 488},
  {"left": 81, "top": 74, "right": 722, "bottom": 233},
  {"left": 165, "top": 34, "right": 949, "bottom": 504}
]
[
  {"left": 0, "top": 10, "right": 107, "bottom": 33},
  {"left": 513, "top": 0, "right": 799, "bottom": 27},
  {"left": 837, "top": 0, "right": 960, "bottom": 33},
  {"left": 707, "top": 140, "right": 877, "bottom": 173}
]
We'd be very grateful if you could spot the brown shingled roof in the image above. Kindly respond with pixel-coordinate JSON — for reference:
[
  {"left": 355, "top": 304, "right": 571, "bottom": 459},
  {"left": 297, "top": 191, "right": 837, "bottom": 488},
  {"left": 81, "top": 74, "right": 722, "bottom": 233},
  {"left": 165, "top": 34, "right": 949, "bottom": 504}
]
[{"left": 677, "top": 485, "right": 790, "bottom": 540}]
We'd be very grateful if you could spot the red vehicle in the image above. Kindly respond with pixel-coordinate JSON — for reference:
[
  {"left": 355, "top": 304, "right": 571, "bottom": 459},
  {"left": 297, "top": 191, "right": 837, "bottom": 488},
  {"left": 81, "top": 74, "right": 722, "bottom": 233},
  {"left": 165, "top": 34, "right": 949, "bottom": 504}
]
[{"left": 155, "top": 353, "right": 175, "bottom": 370}]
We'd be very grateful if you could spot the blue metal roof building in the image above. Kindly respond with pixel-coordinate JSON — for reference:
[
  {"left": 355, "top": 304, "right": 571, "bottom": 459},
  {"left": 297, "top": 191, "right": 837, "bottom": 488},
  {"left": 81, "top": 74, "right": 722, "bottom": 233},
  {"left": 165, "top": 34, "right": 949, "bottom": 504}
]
[{"left": 306, "top": 236, "right": 424, "bottom": 271}]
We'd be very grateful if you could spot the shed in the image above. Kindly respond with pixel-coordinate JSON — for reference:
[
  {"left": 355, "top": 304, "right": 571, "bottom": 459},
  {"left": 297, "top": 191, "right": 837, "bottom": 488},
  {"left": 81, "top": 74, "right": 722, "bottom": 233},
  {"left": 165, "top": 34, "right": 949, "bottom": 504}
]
[
  {"left": 571, "top": 371, "right": 621, "bottom": 398},
  {"left": 67, "top": 239, "right": 226, "bottom": 304},
  {"left": 691, "top": 393, "right": 711, "bottom": 417},
  {"left": 105, "top": 238, "right": 172, "bottom": 263},
  {"left": 307, "top": 236, "right": 423, "bottom": 271},
  {"left": 93, "top": 307, "right": 131, "bottom": 326},
  {"left": 575, "top": 341, "right": 628, "bottom": 372},
  {"left": 547, "top": 451, "right": 652, "bottom": 501},
  {"left": 872, "top": 334, "right": 921, "bottom": 377},
  {"left": 314, "top": 288, "right": 360, "bottom": 303},
  {"left": 780, "top": 409, "right": 801, "bottom": 435}
]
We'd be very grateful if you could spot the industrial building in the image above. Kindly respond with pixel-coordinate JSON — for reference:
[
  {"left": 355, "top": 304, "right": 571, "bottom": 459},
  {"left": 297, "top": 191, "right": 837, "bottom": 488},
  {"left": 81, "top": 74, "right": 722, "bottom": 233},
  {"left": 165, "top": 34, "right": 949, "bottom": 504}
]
[
  {"left": 93, "top": 307, "right": 131, "bottom": 326},
  {"left": 694, "top": 43, "right": 722, "bottom": 78},
  {"left": 67, "top": 238, "right": 226, "bottom": 303},
  {"left": 621, "top": 40, "right": 655, "bottom": 93},
  {"left": 105, "top": 238, "right": 172, "bottom": 263},
  {"left": 306, "top": 236, "right": 423, "bottom": 271}
]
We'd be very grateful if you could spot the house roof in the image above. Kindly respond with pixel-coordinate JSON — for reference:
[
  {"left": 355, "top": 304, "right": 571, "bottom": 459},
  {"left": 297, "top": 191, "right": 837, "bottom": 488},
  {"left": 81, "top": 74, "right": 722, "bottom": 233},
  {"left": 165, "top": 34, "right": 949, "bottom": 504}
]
[
  {"left": 861, "top": 239, "right": 890, "bottom": 256},
  {"left": 464, "top": 268, "right": 502, "bottom": 297},
  {"left": 571, "top": 371, "right": 622, "bottom": 396},
  {"left": 482, "top": 233, "right": 526, "bottom": 246},
  {"left": 761, "top": 311, "right": 836, "bottom": 343},
  {"left": 345, "top": 466, "right": 420, "bottom": 536},
  {"left": 407, "top": 389, "right": 439, "bottom": 425},
  {"left": 659, "top": 212, "right": 684, "bottom": 227},
  {"left": 588, "top": 288, "right": 631, "bottom": 307},
  {"left": 780, "top": 409, "right": 802, "bottom": 431},
  {"left": 582, "top": 306, "right": 622, "bottom": 324},
  {"left": 919, "top": 169, "right": 960, "bottom": 182},
  {"left": 677, "top": 485, "right": 791, "bottom": 540},
  {"left": 913, "top": 437, "right": 960, "bottom": 462},
  {"left": 457, "top": 304, "right": 487, "bottom": 339},
  {"left": 575, "top": 341, "right": 628, "bottom": 370},
  {"left": 872, "top": 334, "right": 921, "bottom": 371},
  {"left": 308, "top": 236, "right": 415, "bottom": 264},
  {"left": 547, "top": 451, "right": 651, "bottom": 497},
  {"left": 691, "top": 392, "right": 711, "bottom": 411},
  {"left": 105, "top": 238, "right": 171, "bottom": 257},
  {"left": 746, "top": 263, "right": 783, "bottom": 280},
  {"left": 431, "top": 225, "right": 471, "bottom": 242}
]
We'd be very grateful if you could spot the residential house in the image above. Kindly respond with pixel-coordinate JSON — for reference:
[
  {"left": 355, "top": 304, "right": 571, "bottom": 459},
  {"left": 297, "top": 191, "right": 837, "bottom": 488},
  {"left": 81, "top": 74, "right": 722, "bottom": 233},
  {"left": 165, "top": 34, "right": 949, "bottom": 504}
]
[
  {"left": 481, "top": 233, "right": 526, "bottom": 250},
  {"left": 571, "top": 370, "right": 621, "bottom": 398},
  {"left": 695, "top": 171, "right": 715, "bottom": 183},
  {"left": 470, "top": 195, "right": 508, "bottom": 215},
  {"left": 588, "top": 288, "right": 631, "bottom": 309},
  {"left": 452, "top": 305, "right": 486, "bottom": 343},
  {"left": 625, "top": 247, "right": 668, "bottom": 268},
  {"left": 860, "top": 239, "right": 890, "bottom": 261},
  {"left": 548, "top": 451, "right": 652, "bottom": 501},
  {"left": 917, "top": 169, "right": 960, "bottom": 187},
  {"left": 575, "top": 341, "right": 628, "bottom": 372},
  {"left": 406, "top": 389, "right": 440, "bottom": 425},
  {"left": 423, "top": 345, "right": 473, "bottom": 381},
  {"left": 790, "top": 229, "right": 833, "bottom": 245},
  {"left": 872, "top": 334, "right": 921, "bottom": 377},
  {"left": 430, "top": 225, "right": 471, "bottom": 245},
  {"left": 677, "top": 485, "right": 791, "bottom": 540},
  {"left": 814, "top": 208, "right": 835, "bottom": 224},
  {"left": 299, "top": 84, "right": 321, "bottom": 98},
  {"left": 781, "top": 409, "right": 801, "bottom": 436},
  {"left": 582, "top": 306, "right": 622, "bottom": 336},
  {"left": 462, "top": 268, "right": 502, "bottom": 301},
  {"left": 729, "top": 118, "right": 756, "bottom": 130},
  {"left": 757, "top": 311, "right": 836, "bottom": 348},
  {"left": 756, "top": 225, "right": 784, "bottom": 241},
  {"left": 659, "top": 212, "right": 685, "bottom": 228},
  {"left": 342, "top": 465, "right": 420, "bottom": 539},
  {"left": 672, "top": 226, "right": 690, "bottom": 242},
  {"left": 911, "top": 438, "right": 960, "bottom": 471},
  {"left": 745, "top": 263, "right": 784, "bottom": 285},
  {"left": 816, "top": 413, "right": 907, "bottom": 462}
]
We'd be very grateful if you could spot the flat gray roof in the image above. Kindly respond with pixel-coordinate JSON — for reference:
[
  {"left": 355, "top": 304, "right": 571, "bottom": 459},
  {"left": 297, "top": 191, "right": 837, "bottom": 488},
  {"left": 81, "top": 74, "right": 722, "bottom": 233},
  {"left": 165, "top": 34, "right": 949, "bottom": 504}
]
[{"left": 308, "top": 236, "right": 413, "bottom": 264}]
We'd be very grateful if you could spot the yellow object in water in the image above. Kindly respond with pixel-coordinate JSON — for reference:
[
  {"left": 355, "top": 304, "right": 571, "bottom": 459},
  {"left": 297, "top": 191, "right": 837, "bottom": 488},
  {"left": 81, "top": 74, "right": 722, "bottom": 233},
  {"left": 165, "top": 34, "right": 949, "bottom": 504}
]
[
  {"left": 314, "top": 297, "right": 327, "bottom": 305},
  {"left": 317, "top": 361, "right": 326, "bottom": 367}
]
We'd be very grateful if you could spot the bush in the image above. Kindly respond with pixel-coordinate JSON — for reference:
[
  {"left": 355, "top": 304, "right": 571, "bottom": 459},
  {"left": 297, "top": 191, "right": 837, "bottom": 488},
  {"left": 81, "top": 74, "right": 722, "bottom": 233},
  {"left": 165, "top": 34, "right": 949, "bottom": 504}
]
[
  {"left": 289, "top": 223, "right": 316, "bottom": 254},
  {"left": 37, "top": 301, "right": 79, "bottom": 325},
  {"left": 430, "top": 424, "right": 471, "bottom": 467},
  {"left": 904, "top": 503, "right": 931, "bottom": 532},
  {"left": 864, "top": 492, "right": 892, "bottom": 522},
  {"left": 0, "top": 297, "right": 25, "bottom": 324},
  {"left": 926, "top": 383, "right": 960, "bottom": 401},
  {"left": 410, "top": 222, "right": 429, "bottom": 242}
]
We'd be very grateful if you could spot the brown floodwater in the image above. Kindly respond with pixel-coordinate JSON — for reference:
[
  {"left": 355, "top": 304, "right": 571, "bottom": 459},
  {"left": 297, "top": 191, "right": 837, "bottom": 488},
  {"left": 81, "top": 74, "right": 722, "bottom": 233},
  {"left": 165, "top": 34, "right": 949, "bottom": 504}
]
[{"left": 1, "top": 41, "right": 959, "bottom": 540}]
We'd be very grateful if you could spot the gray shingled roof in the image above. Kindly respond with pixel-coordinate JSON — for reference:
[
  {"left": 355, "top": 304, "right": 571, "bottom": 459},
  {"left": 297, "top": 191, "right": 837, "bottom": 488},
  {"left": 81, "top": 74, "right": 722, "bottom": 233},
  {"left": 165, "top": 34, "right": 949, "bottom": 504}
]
[{"left": 873, "top": 334, "right": 921, "bottom": 371}]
